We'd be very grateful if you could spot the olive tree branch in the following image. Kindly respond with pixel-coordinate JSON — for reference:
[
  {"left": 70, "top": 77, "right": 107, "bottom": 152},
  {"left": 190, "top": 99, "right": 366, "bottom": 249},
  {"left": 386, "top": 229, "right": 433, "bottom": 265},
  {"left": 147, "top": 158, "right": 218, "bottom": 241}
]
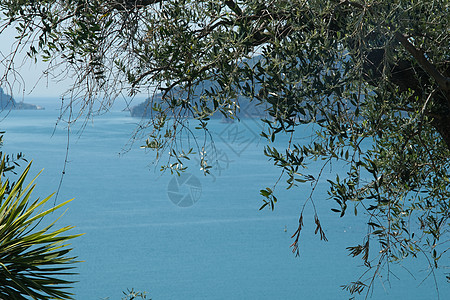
[{"left": 394, "top": 32, "right": 450, "bottom": 102}]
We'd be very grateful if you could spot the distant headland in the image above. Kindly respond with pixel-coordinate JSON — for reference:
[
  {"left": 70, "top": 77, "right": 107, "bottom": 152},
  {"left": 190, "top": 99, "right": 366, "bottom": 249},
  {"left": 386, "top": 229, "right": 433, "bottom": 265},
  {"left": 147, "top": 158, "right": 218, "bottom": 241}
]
[
  {"left": 129, "top": 86, "right": 267, "bottom": 120},
  {"left": 0, "top": 88, "right": 44, "bottom": 110},
  {"left": 130, "top": 94, "right": 266, "bottom": 121}
]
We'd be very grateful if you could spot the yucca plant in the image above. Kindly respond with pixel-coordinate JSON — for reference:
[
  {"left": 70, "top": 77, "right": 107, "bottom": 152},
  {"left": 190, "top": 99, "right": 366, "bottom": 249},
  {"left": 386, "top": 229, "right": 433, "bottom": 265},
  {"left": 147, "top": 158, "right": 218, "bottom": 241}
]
[{"left": 0, "top": 159, "right": 82, "bottom": 299}]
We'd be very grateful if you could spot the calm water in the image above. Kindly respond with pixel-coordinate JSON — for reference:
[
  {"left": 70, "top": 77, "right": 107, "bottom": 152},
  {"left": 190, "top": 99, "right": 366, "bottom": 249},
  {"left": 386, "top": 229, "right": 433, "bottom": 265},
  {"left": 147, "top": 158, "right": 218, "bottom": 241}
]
[{"left": 0, "top": 98, "right": 448, "bottom": 299}]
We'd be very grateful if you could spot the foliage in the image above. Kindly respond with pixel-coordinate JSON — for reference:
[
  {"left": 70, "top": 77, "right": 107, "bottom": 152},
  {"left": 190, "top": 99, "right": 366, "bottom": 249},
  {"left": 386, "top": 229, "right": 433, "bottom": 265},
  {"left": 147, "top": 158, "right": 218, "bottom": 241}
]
[
  {"left": 0, "top": 131, "right": 27, "bottom": 194},
  {"left": 0, "top": 158, "right": 82, "bottom": 299},
  {"left": 0, "top": 0, "right": 449, "bottom": 297},
  {"left": 121, "top": 288, "right": 150, "bottom": 300}
]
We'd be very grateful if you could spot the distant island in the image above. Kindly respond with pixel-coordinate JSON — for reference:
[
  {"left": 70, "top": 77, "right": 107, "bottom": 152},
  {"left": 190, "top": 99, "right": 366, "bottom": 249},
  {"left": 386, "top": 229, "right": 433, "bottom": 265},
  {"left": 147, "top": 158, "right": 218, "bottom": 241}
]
[
  {"left": 129, "top": 85, "right": 267, "bottom": 120},
  {"left": 130, "top": 56, "right": 268, "bottom": 120},
  {"left": 0, "top": 88, "right": 44, "bottom": 110}
]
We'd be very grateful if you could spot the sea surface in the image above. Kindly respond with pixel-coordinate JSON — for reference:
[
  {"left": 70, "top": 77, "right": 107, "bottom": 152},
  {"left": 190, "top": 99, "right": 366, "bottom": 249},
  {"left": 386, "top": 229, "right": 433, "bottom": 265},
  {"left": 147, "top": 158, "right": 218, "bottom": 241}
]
[{"left": 0, "top": 98, "right": 448, "bottom": 299}]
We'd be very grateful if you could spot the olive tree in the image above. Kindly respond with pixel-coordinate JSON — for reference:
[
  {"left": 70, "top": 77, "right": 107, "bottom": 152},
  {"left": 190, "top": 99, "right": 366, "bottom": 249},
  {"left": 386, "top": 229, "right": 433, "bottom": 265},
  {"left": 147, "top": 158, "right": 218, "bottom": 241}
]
[{"left": 1, "top": 0, "right": 449, "bottom": 297}]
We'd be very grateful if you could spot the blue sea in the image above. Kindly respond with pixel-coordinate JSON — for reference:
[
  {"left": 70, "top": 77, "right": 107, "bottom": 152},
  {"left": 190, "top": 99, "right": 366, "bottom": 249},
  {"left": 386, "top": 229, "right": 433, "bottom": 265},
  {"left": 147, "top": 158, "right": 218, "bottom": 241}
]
[{"left": 0, "top": 98, "right": 448, "bottom": 299}]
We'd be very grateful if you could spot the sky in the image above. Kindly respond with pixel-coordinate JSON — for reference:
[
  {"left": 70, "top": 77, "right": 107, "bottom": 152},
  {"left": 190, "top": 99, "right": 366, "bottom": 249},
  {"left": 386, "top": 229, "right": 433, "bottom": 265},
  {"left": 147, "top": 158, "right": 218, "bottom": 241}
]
[
  {"left": 0, "top": 25, "right": 72, "bottom": 98},
  {"left": 0, "top": 25, "right": 150, "bottom": 102}
]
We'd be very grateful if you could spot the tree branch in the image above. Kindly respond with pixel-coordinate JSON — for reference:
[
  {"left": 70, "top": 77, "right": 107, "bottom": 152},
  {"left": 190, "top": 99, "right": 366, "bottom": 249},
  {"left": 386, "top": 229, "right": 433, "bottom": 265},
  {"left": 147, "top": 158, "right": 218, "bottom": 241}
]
[
  {"left": 112, "top": 0, "right": 163, "bottom": 11},
  {"left": 224, "top": 1, "right": 243, "bottom": 16},
  {"left": 395, "top": 32, "right": 450, "bottom": 99}
]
